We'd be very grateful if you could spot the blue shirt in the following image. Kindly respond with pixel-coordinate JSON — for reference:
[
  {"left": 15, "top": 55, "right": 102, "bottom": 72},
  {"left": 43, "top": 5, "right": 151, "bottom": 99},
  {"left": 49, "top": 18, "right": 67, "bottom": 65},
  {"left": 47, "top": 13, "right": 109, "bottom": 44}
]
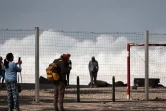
[{"left": 5, "top": 62, "right": 22, "bottom": 82}]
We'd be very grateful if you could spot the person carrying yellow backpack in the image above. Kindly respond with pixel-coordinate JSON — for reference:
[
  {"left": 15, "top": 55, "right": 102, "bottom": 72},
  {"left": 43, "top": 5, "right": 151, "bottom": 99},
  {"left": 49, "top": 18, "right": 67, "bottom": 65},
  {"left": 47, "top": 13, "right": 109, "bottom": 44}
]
[{"left": 46, "top": 54, "right": 68, "bottom": 111}]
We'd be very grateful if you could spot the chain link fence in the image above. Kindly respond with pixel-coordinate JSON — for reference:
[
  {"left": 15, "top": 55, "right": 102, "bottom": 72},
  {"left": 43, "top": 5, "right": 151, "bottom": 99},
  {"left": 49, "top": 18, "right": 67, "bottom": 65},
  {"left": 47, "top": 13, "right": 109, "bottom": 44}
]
[
  {"left": 130, "top": 33, "right": 166, "bottom": 100},
  {"left": 0, "top": 29, "right": 166, "bottom": 102}
]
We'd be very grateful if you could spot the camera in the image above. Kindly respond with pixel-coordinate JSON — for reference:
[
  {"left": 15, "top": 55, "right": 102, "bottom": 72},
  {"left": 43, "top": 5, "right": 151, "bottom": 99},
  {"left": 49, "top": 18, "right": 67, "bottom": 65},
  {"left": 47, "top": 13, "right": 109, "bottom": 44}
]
[{"left": 18, "top": 57, "right": 21, "bottom": 62}]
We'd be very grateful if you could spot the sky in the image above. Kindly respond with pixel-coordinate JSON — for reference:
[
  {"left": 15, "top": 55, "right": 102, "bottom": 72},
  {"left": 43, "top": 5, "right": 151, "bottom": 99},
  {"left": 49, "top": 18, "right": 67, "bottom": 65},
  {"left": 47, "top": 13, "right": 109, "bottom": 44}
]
[{"left": 0, "top": 0, "right": 166, "bottom": 33}]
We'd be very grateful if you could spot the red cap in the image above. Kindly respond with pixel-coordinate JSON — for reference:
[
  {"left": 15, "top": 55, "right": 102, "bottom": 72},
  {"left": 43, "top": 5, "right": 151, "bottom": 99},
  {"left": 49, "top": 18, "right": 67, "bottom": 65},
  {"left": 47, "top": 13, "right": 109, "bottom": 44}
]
[
  {"left": 67, "top": 54, "right": 71, "bottom": 57},
  {"left": 63, "top": 54, "right": 69, "bottom": 60}
]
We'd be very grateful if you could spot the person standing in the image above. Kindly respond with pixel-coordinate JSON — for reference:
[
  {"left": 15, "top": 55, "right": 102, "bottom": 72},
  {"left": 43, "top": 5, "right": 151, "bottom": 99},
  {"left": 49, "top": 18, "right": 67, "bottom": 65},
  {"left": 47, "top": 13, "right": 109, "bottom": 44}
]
[
  {"left": 4, "top": 53, "right": 22, "bottom": 111},
  {"left": 0, "top": 56, "right": 5, "bottom": 88},
  {"left": 53, "top": 54, "right": 68, "bottom": 111},
  {"left": 88, "top": 56, "right": 99, "bottom": 88},
  {"left": 66, "top": 54, "right": 72, "bottom": 87}
]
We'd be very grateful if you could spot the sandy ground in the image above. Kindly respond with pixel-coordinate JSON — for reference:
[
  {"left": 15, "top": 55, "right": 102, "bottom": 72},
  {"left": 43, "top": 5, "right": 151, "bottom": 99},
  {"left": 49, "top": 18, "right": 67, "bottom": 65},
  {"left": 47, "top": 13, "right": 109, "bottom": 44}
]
[{"left": 0, "top": 84, "right": 166, "bottom": 111}]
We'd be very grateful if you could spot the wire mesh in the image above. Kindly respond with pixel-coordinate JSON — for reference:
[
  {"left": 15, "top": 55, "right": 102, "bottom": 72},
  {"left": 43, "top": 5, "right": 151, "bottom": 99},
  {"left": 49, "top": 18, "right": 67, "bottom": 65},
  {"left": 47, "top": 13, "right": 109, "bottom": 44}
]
[
  {"left": 0, "top": 29, "right": 35, "bottom": 83},
  {"left": 149, "top": 34, "right": 166, "bottom": 100},
  {"left": 1, "top": 29, "right": 166, "bottom": 101},
  {"left": 0, "top": 29, "right": 35, "bottom": 101},
  {"left": 130, "top": 44, "right": 166, "bottom": 100},
  {"left": 39, "top": 30, "right": 145, "bottom": 101}
]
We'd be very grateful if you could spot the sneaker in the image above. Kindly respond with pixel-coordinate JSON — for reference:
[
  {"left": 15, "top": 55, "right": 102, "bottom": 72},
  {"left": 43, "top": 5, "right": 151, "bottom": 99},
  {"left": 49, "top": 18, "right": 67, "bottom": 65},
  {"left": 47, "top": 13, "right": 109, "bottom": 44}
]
[{"left": 89, "top": 86, "right": 93, "bottom": 88}]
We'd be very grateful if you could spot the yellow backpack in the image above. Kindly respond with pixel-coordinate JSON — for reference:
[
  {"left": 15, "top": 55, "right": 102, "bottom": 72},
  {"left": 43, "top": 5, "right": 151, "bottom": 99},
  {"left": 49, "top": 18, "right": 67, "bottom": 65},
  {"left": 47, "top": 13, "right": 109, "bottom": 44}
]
[{"left": 46, "top": 59, "right": 62, "bottom": 81}]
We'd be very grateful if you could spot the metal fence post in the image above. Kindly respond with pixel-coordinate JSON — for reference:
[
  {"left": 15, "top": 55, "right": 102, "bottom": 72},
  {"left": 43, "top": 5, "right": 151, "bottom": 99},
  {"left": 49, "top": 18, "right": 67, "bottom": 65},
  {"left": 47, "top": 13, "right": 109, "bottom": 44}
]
[
  {"left": 112, "top": 76, "right": 115, "bottom": 102},
  {"left": 35, "top": 27, "right": 39, "bottom": 103},
  {"left": 127, "top": 43, "right": 130, "bottom": 100},
  {"left": 77, "top": 76, "right": 80, "bottom": 102},
  {"left": 145, "top": 30, "right": 149, "bottom": 101}
]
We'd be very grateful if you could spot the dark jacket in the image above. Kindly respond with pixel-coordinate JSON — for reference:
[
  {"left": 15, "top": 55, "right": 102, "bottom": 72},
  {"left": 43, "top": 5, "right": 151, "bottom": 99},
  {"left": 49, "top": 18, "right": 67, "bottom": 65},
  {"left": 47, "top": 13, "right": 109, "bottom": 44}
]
[
  {"left": 67, "top": 60, "right": 72, "bottom": 70},
  {"left": 89, "top": 60, "right": 99, "bottom": 73},
  {"left": 53, "top": 59, "right": 67, "bottom": 81}
]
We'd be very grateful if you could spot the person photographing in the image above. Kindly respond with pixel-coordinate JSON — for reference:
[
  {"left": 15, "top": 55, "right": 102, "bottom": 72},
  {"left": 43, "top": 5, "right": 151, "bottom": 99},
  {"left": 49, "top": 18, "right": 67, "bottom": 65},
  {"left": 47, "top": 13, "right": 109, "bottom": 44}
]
[{"left": 4, "top": 53, "right": 22, "bottom": 111}]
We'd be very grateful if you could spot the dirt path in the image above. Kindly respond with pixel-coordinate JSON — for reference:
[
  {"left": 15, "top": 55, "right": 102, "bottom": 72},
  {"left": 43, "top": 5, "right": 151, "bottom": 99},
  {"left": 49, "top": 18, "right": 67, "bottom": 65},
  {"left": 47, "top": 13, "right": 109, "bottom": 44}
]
[{"left": 0, "top": 85, "right": 166, "bottom": 111}]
